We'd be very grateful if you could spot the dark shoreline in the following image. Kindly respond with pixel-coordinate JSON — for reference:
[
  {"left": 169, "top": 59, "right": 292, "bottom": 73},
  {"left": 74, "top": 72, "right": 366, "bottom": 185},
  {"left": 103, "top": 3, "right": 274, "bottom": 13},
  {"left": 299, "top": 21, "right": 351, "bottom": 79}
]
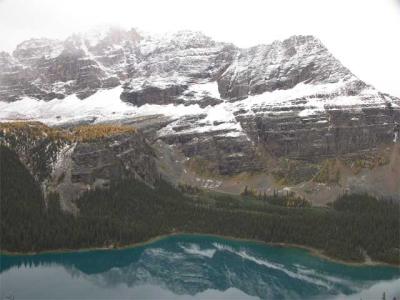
[{"left": 1, "top": 232, "right": 399, "bottom": 268}]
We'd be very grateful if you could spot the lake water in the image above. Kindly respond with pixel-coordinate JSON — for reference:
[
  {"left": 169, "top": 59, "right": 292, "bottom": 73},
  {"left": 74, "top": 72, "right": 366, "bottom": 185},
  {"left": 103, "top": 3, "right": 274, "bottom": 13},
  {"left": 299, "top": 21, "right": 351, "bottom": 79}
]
[{"left": 1, "top": 235, "right": 399, "bottom": 300}]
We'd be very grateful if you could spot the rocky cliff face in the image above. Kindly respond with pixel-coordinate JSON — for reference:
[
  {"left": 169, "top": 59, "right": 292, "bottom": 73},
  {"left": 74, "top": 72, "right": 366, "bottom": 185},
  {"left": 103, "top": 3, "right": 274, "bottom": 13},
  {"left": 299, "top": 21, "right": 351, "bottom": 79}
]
[
  {"left": 0, "top": 27, "right": 141, "bottom": 102},
  {"left": 0, "top": 123, "right": 158, "bottom": 212},
  {"left": 218, "top": 35, "right": 352, "bottom": 100},
  {"left": 1, "top": 27, "right": 399, "bottom": 203}
]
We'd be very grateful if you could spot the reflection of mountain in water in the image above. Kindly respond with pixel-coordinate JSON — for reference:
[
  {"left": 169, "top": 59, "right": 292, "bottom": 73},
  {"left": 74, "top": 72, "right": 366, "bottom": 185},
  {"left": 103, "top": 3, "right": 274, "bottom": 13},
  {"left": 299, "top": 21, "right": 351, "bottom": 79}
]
[{"left": 1, "top": 235, "right": 399, "bottom": 300}]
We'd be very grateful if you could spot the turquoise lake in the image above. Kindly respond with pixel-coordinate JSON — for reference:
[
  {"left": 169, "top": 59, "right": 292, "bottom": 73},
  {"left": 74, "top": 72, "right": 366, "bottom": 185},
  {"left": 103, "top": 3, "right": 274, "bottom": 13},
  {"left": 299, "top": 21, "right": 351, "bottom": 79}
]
[{"left": 1, "top": 234, "right": 399, "bottom": 300}]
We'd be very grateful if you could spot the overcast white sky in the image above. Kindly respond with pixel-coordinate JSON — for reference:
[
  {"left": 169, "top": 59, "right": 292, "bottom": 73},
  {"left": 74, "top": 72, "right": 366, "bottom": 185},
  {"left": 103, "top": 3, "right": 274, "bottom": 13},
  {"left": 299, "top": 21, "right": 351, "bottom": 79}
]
[{"left": 0, "top": 0, "right": 399, "bottom": 97}]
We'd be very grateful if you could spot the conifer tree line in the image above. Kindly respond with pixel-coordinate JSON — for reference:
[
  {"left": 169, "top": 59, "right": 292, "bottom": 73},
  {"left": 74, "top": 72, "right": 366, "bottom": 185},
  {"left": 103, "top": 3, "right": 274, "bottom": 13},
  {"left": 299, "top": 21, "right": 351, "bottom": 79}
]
[{"left": 1, "top": 145, "right": 399, "bottom": 264}]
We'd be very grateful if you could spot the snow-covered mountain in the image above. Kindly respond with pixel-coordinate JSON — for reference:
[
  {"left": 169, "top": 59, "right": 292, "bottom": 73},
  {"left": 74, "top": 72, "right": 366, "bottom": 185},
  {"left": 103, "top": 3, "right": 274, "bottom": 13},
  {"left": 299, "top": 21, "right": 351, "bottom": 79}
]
[{"left": 1, "top": 27, "right": 399, "bottom": 205}]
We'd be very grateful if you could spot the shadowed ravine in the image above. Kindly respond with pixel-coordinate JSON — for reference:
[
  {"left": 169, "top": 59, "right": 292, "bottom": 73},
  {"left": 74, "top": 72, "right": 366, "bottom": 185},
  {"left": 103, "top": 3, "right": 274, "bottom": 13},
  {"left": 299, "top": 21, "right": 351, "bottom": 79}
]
[{"left": 1, "top": 235, "right": 399, "bottom": 300}]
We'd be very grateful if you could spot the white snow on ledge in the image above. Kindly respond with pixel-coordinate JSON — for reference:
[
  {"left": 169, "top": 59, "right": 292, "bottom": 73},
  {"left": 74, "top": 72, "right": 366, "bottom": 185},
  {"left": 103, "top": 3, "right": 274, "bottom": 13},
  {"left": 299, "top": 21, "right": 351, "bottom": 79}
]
[
  {"left": 0, "top": 80, "right": 392, "bottom": 138},
  {"left": 228, "top": 78, "right": 388, "bottom": 118},
  {"left": 0, "top": 86, "right": 204, "bottom": 125},
  {"left": 234, "top": 80, "right": 349, "bottom": 115}
]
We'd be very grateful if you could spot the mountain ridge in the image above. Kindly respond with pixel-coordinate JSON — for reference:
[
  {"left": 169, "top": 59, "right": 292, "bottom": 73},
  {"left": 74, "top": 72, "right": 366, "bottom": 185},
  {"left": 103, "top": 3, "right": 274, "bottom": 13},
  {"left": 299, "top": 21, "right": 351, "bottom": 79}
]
[{"left": 1, "top": 27, "right": 399, "bottom": 209}]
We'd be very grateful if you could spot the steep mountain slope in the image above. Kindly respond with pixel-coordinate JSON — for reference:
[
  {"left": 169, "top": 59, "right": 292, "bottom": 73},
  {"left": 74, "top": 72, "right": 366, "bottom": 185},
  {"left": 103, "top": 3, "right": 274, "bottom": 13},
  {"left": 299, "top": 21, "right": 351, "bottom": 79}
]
[
  {"left": 0, "top": 122, "right": 159, "bottom": 212},
  {"left": 0, "top": 27, "right": 399, "bottom": 204}
]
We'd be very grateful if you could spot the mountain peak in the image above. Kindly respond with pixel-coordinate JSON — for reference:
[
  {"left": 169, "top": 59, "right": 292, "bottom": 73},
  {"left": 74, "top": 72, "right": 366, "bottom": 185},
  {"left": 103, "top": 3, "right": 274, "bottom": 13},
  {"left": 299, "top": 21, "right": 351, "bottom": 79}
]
[
  {"left": 13, "top": 38, "right": 64, "bottom": 65},
  {"left": 218, "top": 34, "right": 353, "bottom": 100}
]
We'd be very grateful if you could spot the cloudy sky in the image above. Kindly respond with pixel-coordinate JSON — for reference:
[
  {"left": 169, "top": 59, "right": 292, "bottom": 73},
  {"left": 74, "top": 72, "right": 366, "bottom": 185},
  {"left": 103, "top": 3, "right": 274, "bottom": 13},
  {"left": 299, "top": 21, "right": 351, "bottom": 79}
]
[{"left": 0, "top": 0, "right": 399, "bottom": 97}]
